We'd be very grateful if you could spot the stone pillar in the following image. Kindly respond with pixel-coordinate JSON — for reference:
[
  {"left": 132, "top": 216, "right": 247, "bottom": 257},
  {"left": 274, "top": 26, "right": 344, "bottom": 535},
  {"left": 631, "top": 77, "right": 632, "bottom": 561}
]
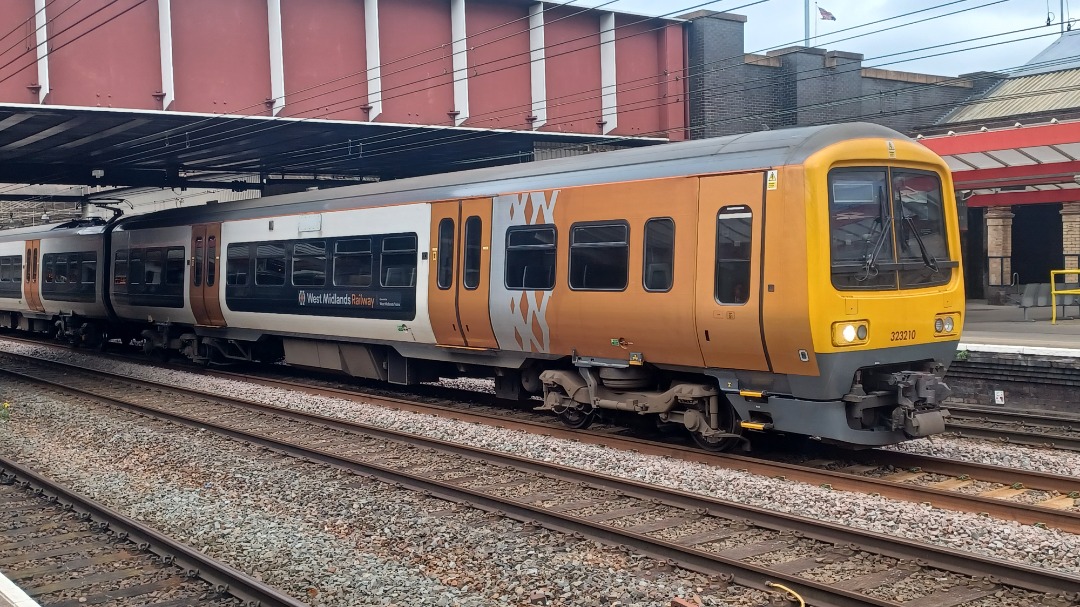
[
  {"left": 1062, "top": 203, "right": 1080, "bottom": 284},
  {"left": 985, "top": 206, "right": 1013, "bottom": 302}
]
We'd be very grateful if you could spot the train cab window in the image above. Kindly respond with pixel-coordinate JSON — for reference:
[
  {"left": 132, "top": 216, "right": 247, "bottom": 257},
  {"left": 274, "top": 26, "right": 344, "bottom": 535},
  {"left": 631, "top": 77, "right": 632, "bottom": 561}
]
[
  {"left": 380, "top": 235, "right": 417, "bottom": 288},
  {"left": 292, "top": 241, "right": 326, "bottom": 287},
  {"left": 643, "top": 218, "right": 675, "bottom": 292},
  {"left": 333, "top": 239, "right": 372, "bottom": 287},
  {"left": 165, "top": 248, "right": 185, "bottom": 285},
  {"left": 207, "top": 236, "right": 218, "bottom": 287},
  {"left": 506, "top": 226, "right": 556, "bottom": 290},
  {"left": 226, "top": 244, "right": 250, "bottom": 286},
  {"left": 256, "top": 243, "right": 287, "bottom": 286},
  {"left": 463, "top": 216, "right": 481, "bottom": 290},
  {"left": 114, "top": 250, "right": 128, "bottom": 285},
  {"left": 715, "top": 207, "right": 752, "bottom": 305},
  {"left": 193, "top": 237, "right": 203, "bottom": 287},
  {"left": 437, "top": 219, "right": 454, "bottom": 290},
  {"left": 569, "top": 223, "right": 628, "bottom": 291}
]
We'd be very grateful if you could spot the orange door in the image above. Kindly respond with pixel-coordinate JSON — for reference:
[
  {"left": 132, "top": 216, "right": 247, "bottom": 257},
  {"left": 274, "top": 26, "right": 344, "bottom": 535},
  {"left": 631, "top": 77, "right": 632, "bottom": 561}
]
[
  {"left": 190, "top": 223, "right": 227, "bottom": 327},
  {"left": 428, "top": 202, "right": 467, "bottom": 346},
  {"left": 695, "top": 174, "right": 770, "bottom": 372},
  {"left": 22, "top": 240, "right": 44, "bottom": 312},
  {"left": 457, "top": 198, "right": 498, "bottom": 349}
]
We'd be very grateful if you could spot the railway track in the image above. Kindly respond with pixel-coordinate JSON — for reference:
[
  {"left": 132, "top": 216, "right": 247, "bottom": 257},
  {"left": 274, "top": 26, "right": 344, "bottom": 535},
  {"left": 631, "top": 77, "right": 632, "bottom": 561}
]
[
  {"left": 0, "top": 455, "right": 306, "bottom": 607},
  {"left": 1, "top": 352, "right": 1078, "bottom": 607},
  {"left": 4, "top": 335, "right": 1080, "bottom": 534},
  {"left": 945, "top": 405, "right": 1080, "bottom": 452}
]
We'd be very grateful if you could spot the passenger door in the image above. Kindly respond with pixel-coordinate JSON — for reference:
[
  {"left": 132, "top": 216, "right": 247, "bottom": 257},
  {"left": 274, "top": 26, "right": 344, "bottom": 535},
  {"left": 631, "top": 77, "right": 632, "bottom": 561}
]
[
  {"left": 428, "top": 200, "right": 499, "bottom": 349},
  {"left": 190, "top": 223, "right": 226, "bottom": 327},
  {"left": 695, "top": 174, "right": 770, "bottom": 372},
  {"left": 22, "top": 240, "right": 44, "bottom": 312}
]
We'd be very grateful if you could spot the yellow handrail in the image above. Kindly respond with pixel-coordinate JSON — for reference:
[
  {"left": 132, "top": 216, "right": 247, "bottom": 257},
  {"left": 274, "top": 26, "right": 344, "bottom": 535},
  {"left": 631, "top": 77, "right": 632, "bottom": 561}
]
[{"left": 1051, "top": 270, "right": 1080, "bottom": 324}]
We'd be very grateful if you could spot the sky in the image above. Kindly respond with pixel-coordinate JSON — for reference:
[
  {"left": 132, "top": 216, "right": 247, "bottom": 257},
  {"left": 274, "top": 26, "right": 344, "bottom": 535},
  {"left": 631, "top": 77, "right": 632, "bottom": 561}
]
[{"left": 580, "top": 0, "right": 1071, "bottom": 76}]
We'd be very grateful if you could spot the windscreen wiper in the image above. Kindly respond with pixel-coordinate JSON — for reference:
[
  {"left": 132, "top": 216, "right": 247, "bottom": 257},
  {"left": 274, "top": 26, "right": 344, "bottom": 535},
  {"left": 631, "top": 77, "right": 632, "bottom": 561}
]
[
  {"left": 859, "top": 185, "right": 891, "bottom": 281},
  {"left": 896, "top": 193, "right": 940, "bottom": 273}
]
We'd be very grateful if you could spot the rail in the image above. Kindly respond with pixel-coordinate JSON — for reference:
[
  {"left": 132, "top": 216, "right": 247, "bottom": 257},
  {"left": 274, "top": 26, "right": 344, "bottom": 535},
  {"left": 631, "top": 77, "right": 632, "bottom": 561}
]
[{"left": 1051, "top": 269, "right": 1080, "bottom": 324}]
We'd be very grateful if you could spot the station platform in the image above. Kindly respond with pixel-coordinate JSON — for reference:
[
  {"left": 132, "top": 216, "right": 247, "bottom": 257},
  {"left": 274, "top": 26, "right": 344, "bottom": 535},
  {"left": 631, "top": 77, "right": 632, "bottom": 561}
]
[
  {"left": 0, "top": 571, "right": 37, "bottom": 607},
  {"left": 959, "top": 300, "right": 1080, "bottom": 355}
]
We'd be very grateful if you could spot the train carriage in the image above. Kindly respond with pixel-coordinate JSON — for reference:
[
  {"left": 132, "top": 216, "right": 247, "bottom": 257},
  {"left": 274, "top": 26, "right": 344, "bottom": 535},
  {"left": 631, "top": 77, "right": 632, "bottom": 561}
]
[{"left": 110, "top": 122, "right": 962, "bottom": 450}]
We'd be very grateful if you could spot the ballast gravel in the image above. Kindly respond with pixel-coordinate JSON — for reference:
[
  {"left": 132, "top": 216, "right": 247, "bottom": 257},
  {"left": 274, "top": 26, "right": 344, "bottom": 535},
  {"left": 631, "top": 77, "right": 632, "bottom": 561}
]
[{"left": 2, "top": 341, "right": 1080, "bottom": 579}]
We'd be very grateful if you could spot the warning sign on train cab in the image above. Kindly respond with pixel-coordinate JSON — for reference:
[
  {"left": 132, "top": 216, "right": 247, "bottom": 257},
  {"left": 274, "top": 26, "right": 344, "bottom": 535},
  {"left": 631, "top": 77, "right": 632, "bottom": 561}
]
[
  {"left": 886, "top": 140, "right": 896, "bottom": 158},
  {"left": 766, "top": 170, "right": 778, "bottom": 190}
]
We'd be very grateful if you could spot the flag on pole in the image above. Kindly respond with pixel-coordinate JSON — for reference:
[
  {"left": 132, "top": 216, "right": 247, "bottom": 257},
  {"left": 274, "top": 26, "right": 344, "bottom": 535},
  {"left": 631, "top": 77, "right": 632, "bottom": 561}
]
[{"left": 818, "top": 6, "right": 836, "bottom": 20}]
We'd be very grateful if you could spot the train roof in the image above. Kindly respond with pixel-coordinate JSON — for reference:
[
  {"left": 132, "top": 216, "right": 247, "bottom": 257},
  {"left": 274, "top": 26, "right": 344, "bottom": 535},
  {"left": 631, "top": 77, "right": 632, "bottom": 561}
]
[{"left": 116, "top": 122, "right": 913, "bottom": 229}]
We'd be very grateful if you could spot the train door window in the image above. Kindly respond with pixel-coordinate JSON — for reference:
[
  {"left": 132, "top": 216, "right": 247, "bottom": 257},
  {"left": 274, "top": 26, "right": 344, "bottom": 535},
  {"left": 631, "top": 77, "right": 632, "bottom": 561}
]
[
  {"left": 144, "top": 249, "right": 163, "bottom": 285},
  {"left": 569, "top": 222, "right": 629, "bottom": 291},
  {"left": 114, "top": 250, "right": 128, "bottom": 285},
  {"left": 206, "top": 236, "right": 217, "bottom": 287},
  {"left": 129, "top": 249, "right": 144, "bottom": 285},
  {"left": 81, "top": 254, "right": 96, "bottom": 285},
  {"left": 333, "top": 239, "right": 372, "bottom": 287},
  {"left": 715, "top": 207, "right": 752, "bottom": 305},
  {"left": 643, "top": 218, "right": 675, "bottom": 292},
  {"left": 437, "top": 219, "right": 454, "bottom": 290},
  {"left": 506, "top": 226, "right": 556, "bottom": 290},
  {"left": 226, "top": 244, "right": 250, "bottom": 286},
  {"left": 292, "top": 241, "right": 326, "bottom": 286},
  {"left": 193, "top": 237, "right": 204, "bottom": 287},
  {"left": 255, "top": 243, "right": 286, "bottom": 286},
  {"left": 380, "top": 235, "right": 417, "bottom": 287},
  {"left": 463, "top": 216, "right": 481, "bottom": 290},
  {"left": 165, "top": 248, "right": 185, "bottom": 285}
]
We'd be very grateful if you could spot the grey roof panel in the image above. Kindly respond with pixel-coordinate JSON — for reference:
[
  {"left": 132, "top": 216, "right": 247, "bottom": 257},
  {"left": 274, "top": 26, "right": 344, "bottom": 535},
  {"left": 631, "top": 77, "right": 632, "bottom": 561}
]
[{"left": 1013, "top": 30, "right": 1080, "bottom": 77}]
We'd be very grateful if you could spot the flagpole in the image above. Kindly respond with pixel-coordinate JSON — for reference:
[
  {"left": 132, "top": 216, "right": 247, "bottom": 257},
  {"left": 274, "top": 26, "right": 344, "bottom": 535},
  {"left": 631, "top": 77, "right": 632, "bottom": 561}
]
[
  {"left": 814, "top": 2, "right": 818, "bottom": 44},
  {"left": 804, "top": 0, "right": 810, "bottom": 46}
]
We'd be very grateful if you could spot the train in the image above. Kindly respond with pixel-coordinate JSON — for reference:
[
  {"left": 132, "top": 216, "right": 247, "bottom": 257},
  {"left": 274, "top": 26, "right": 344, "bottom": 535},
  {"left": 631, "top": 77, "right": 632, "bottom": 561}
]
[{"left": 0, "top": 122, "right": 963, "bottom": 451}]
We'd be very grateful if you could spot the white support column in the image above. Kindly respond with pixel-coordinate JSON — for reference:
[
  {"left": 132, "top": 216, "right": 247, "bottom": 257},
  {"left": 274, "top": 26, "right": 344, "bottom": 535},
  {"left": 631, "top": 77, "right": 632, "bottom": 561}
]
[
  {"left": 33, "top": 0, "right": 49, "bottom": 103},
  {"left": 157, "top": 0, "right": 174, "bottom": 108},
  {"left": 599, "top": 12, "right": 617, "bottom": 135},
  {"left": 267, "top": 0, "right": 285, "bottom": 115},
  {"left": 364, "top": 0, "right": 383, "bottom": 121},
  {"left": 450, "top": 0, "right": 469, "bottom": 126},
  {"left": 528, "top": 3, "right": 547, "bottom": 129}
]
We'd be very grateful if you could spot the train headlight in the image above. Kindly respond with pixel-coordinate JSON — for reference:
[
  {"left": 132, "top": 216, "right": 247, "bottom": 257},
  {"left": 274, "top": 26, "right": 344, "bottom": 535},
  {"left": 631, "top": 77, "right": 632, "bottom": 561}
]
[
  {"left": 832, "top": 321, "right": 869, "bottom": 346},
  {"left": 934, "top": 313, "right": 960, "bottom": 336}
]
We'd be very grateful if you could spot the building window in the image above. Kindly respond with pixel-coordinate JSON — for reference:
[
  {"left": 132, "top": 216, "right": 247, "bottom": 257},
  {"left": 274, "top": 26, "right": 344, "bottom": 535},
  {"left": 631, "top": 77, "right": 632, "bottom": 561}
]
[
  {"left": 716, "top": 207, "right": 752, "bottom": 304},
  {"left": 569, "top": 222, "right": 628, "bottom": 291},
  {"left": 292, "top": 241, "right": 326, "bottom": 287},
  {"left": 333, "top": 239, "right": 373, "bottom": 287},
  {"left": 505, "top": 225, "right": 556, "bottom": 290}
]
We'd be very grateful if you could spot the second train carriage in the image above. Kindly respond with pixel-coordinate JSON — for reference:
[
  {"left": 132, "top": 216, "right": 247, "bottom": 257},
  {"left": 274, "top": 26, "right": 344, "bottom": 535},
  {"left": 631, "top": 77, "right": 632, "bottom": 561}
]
[{"left": 107, "top": 122, "right": 963, "bottom": 450}]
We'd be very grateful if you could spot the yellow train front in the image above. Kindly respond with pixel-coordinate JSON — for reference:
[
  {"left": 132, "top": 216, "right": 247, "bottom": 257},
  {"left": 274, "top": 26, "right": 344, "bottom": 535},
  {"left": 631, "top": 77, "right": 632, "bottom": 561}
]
[{"left": 537, "top": 123, "right": 962, "bottom": 449}]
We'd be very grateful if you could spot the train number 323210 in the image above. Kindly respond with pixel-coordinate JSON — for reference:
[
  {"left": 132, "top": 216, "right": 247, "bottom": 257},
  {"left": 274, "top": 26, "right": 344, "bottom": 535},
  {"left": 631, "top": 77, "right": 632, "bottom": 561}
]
[{"left": 889, "top": 330, "right": 916, "bottom": 342}]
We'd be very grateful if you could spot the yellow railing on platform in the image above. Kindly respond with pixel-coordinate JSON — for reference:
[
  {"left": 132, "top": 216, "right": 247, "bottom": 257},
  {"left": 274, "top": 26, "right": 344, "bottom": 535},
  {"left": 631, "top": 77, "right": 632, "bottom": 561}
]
[{"left": 1051, "top": 270, "right": 1080, "bottom": 324}]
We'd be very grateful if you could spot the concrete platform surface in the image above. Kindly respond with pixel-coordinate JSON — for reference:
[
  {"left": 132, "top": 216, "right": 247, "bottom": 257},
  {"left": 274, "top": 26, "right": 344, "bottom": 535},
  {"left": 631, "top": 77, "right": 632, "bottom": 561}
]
[
  {"left": 961, "top": 299, "right": 1080, "bottom": 353},
  {"left": 0, "top": 571, "right": 37, "bottom": 607}
]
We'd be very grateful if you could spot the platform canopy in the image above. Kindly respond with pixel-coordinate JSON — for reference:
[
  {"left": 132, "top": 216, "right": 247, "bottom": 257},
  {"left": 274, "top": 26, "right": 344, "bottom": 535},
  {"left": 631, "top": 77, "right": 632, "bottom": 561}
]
[{"left": 0, "top": 103, "right": 664, "bottom": 190}]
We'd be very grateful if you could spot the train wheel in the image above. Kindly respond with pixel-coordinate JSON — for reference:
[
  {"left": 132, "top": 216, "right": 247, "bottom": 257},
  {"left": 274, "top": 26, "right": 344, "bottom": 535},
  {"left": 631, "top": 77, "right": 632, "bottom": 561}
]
[
  {"left": 557, "top": 407, "right": 595, "bottom": 430},
  {"left": 689, "top": 401, "right": 742, "bottom": 452}
]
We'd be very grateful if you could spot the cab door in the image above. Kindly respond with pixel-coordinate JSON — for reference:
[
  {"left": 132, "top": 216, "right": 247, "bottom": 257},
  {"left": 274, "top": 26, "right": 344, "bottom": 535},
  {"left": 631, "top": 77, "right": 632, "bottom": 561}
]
[
  {"left": 190, "top": 223, "right": 226, "bottom": 327},
  {"left": 22, "top": 240, "right": 44, "bottom": 312},
  {"left": 695, "top": 174, "right": 770, "bottom": 372},
  {"left": 428, "top": 199, "right": 499, "bottom": 349}
]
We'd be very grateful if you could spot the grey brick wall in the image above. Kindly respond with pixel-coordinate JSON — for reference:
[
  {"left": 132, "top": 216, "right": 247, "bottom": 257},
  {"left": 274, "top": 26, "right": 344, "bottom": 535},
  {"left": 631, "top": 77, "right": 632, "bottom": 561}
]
[{"left": 683, "top": 11, "right": 1004, "bottom": 137}]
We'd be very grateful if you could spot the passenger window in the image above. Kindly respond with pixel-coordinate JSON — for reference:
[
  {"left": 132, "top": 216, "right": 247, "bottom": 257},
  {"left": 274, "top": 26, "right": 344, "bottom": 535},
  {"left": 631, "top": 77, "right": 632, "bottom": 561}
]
[
  {"left": 0, "top": 258, "right": 8, "bottom": 282},
  {"left": 569, "top": 223, "right": 628, "bottom": 291},
  {"left": 643, "top": 218, "right": 675, "bottom": 292},
  {"left": 114, "top": 250, "right": 128, "bottom": 285},
  {"left": 226, "top": 244, "right": 250, "bottom": 286},
  {"left": 334, "top": 239, "right": 372, "bottom": 287},
  {"left": 193, "top": 238, "right": 203, "bottom": 287},
  {"left": 81, "top": 255, "right": 96, "bottom": 285},
  {"left": 463, "top": 216, "right": 481, "bottom": 290},
  {"left": 255, "top": 243, "right": 287, "bottom": 286},
  {"left": 207, "top": 236, "right": 217, "bottom": 287},
  {"left": 716, "top": 207, "right": 752, "bottom": 305},
  {"left": 129, "top": 250, "right": 145, "bottom": 285},
  {"left": 380, "top": 235, "right": 417, "bottom": 287},
  {"left": 292, "top": 241, "right": 326, "bottom": 287},
  {"left": 144, "top": 249, "right": 163, "bottom": 285},
  {"left": 47, "top": 255, "right": 62, "bottom": 283},
  {"left": 437, "top": 219, "right": 454, "bottom": 290},
  {"left": 165, "top": 248, "right": 185, "bottom": 286},
  {"left": 506, "top": 226, "right": 556, "bottom": 290}
]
